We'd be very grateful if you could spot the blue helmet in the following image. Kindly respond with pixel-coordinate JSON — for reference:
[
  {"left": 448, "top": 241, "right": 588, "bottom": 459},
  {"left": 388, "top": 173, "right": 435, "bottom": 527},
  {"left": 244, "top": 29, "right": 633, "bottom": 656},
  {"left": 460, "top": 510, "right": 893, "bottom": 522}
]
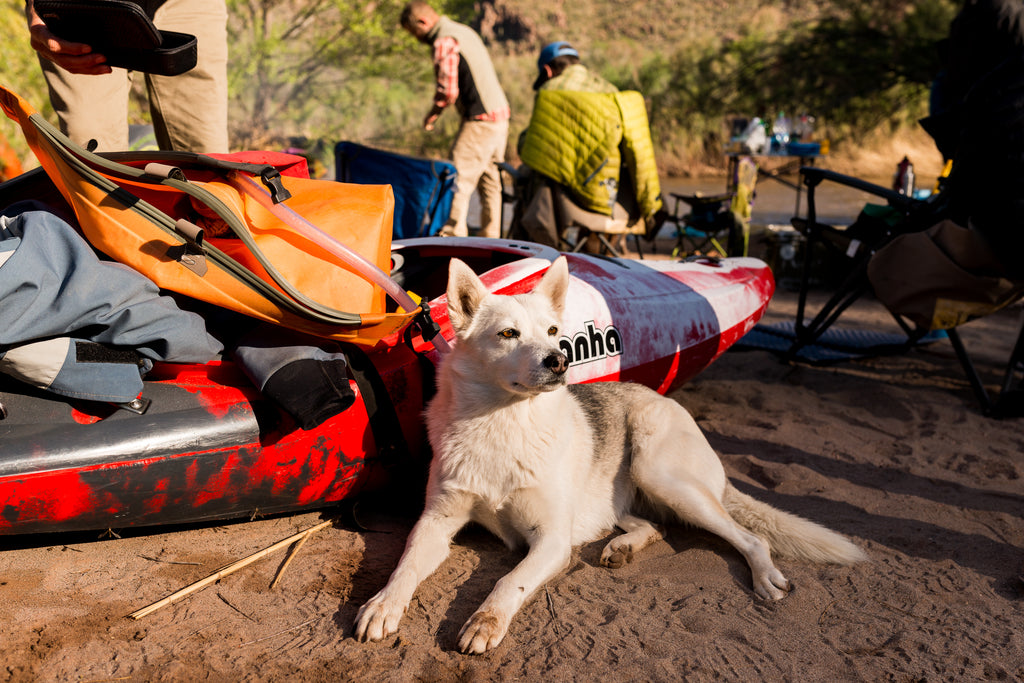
[{"left": 537, "top": 41, "right": 579, "bottom": 70}]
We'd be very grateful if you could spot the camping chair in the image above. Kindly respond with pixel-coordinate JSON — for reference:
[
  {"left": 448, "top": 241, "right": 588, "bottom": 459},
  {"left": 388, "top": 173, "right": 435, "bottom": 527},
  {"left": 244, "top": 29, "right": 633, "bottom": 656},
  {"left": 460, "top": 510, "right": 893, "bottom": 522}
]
[
  {"left": 669, "top": 156, "right": 757, "bottom": 258},
  {"left": 781, "top": 165, "right": 1024, "bottom": 417},
  {"left": 500, "top": 162, "right": 650, "bottom": 259},
  {"left": 334, "top": 141, "right": 456, "bottom": 240}
]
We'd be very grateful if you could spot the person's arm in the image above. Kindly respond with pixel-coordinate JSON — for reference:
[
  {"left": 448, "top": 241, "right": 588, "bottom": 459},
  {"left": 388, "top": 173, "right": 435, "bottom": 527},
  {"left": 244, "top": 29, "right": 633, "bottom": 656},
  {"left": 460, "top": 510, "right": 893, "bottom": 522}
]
[
  {"left": 25, "top": 0, "right": 112, "bottom": 75},
  {"left": 424, "top": 36, "right": 459, "bottom": 130}
]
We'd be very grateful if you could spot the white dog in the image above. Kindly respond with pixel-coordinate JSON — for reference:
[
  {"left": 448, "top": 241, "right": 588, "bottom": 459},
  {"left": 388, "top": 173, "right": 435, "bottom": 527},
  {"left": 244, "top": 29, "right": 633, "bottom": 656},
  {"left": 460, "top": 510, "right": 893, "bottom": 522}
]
[{"left": 355, "top": 256, "right": 866, "bottom": 654}]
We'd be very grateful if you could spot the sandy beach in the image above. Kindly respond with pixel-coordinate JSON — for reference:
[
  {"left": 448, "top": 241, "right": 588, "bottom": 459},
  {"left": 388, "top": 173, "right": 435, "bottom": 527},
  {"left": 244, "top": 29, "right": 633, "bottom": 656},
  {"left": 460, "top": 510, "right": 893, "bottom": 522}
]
[{"left": 2, "top": 243, "right": 1023, "bottom": 681}]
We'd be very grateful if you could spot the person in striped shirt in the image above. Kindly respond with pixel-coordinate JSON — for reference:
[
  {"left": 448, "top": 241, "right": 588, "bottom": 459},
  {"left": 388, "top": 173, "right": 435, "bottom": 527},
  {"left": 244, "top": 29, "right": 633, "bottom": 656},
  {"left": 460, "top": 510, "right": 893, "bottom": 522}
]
[{"left": 401, "top": 1, "right": 510, "bottom": 238}]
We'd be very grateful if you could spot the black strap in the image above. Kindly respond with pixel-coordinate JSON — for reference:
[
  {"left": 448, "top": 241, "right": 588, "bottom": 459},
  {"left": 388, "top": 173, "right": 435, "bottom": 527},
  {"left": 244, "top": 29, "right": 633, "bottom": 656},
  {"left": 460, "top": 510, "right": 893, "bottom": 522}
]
[
  {"left": 343, "top": 344, "right": 411, "bottom": 471},
  {"left": 102, "top": 151, "right": 292, "bottom": 203}
]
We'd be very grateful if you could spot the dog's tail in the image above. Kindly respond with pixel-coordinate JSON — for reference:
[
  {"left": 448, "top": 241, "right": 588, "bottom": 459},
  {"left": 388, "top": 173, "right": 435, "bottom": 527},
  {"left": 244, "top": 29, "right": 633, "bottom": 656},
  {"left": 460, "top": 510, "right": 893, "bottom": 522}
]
[{"left": 722, "top": 484, "right": 867, "bottom": 565}]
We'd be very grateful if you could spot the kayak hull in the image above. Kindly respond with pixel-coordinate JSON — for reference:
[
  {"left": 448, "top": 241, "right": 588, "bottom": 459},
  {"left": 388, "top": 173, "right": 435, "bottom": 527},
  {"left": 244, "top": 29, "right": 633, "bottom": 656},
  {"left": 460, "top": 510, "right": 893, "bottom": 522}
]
[{"left": 0, "top": 238, "right": 773, "bottom": 535}]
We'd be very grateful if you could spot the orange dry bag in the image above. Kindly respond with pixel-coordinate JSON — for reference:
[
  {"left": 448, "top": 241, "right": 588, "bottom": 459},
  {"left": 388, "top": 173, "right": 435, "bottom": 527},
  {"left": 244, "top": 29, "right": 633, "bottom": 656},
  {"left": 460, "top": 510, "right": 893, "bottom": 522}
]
[{"left": 0, "top": 86, "right": 424, "bottom": 349}]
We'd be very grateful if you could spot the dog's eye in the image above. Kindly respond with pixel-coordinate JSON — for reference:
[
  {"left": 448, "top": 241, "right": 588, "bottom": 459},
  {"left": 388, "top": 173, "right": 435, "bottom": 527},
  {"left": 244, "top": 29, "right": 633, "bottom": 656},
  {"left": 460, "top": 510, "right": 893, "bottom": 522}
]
[
  {"left": 548, "top": 326, "right": 558, "bottom": 336},
  {"left": 499, "top": 328, "right": 519, "bottom": 339}
]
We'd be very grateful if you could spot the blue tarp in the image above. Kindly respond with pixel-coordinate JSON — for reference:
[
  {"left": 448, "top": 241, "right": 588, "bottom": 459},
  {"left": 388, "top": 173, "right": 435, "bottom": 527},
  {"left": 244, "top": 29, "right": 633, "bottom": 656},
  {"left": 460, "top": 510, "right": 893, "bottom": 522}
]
[
  {"left": 335, "top": 141, "right": 456, "bottom": 240},
  {"left": 735, "top": 320, "right": 947, "bottom": 363}
]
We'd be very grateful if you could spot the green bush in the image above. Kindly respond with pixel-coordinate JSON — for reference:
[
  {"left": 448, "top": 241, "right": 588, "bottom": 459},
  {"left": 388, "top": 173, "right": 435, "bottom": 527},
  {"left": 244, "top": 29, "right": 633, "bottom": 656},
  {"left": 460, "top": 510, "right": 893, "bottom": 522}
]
[
  {"left": 616, "top": 0, "right": 958, "bottom": 170},
  {"left": 0, "top": 0, "right": 960, "bottom": 176}
]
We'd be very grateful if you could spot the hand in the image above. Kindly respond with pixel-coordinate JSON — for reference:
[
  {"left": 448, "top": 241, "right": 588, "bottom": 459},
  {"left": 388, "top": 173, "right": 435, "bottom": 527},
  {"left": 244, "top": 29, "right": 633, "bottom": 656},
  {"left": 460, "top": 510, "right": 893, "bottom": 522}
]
[
  {"left": 25, "top": 0, "right": 112, "bottom": 75},
  {"left": 423, "top": 111, "right": 439, "bottom": 132}
]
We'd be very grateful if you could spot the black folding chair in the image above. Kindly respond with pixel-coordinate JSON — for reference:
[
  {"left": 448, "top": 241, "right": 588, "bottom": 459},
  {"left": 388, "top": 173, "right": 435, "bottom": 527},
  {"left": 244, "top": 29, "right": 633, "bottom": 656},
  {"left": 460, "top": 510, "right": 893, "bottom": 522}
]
[
  {"left": 788, "top": 167, "right": 934, "bottom": 356},
  {"left": 785, "top": 166, "right": 1024, "bottom": 417},
  {"left": 667, "top": 155, "right": 757, "bottom": 258}
]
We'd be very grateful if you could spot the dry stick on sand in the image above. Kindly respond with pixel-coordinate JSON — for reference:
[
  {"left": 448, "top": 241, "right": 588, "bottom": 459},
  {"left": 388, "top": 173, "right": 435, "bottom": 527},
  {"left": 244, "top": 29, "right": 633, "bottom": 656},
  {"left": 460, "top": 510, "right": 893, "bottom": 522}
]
[
  {"left": 269, "top": 530, "right": 313, "bottom": 590},
  {"left": 128, "top": 519, "right": 335, "bottom": 620}
]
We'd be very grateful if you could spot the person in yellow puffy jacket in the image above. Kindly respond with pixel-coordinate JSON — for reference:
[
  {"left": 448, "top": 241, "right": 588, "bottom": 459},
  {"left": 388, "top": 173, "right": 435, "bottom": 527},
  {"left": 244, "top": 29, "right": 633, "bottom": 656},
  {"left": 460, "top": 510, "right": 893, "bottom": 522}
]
[
  {"left": 401, "top": 1, "right": 510, "bottom": 239},
  {"left": 513, "top": 42, "right": 663, "bottom": 252}
]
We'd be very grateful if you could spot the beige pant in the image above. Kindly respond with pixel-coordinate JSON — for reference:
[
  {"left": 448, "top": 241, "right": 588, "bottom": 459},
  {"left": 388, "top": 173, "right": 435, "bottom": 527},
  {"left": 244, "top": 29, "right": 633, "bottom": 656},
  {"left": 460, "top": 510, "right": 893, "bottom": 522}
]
[
  {"left": 446, "top": 117, "right": 508, "bottom": 238},
  {"left": 40, "top": 0, "right": 229, "bottom": 153}
]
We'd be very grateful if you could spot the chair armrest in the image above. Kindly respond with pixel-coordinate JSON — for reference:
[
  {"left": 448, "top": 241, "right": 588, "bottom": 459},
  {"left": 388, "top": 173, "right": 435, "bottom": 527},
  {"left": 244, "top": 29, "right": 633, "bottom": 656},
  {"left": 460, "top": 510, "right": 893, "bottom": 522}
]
[
  {"left": 496, "top": 161, "right": 524, "bottom": 183},
  {"left": 799, "top": 166, "right": 916, "bottom": 212}
]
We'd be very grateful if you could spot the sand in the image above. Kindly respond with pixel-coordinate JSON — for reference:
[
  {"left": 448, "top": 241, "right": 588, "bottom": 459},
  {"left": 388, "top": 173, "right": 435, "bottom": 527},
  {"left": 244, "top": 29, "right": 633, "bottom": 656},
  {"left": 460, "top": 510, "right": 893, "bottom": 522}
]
[{"left": 2, "top": 271, "right": 1023, "bottom": 682}]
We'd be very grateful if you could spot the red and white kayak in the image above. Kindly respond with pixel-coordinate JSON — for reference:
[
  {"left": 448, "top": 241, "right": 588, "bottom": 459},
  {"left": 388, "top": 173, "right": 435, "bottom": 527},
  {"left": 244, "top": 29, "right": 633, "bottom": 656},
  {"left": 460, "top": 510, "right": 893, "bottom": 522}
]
[
  {"left": 409, "top": 237, "right": 774, "bottom": 392},
  {"left": 0, "top": 237, "right": 773, "bottom": 536}
]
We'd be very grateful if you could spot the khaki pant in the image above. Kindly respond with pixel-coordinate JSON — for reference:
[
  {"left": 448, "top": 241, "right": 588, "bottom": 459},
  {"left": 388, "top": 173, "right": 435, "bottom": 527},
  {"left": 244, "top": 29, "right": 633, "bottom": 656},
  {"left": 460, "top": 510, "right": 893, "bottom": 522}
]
[
  {"left": 446, "top": 117, "right": 508, "bottom": 238},
  {"left": 40, "top": 0, "right": 229, "bottom": 153}
]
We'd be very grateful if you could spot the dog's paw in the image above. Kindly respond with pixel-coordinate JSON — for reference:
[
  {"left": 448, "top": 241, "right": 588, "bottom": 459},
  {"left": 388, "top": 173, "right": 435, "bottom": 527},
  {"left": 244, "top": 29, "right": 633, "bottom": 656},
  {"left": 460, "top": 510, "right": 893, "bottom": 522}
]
[
  {"left": 458, "top": 610, "right": 508, "bottom": 654},
  {"left": 599, "top": 540, "right": 635, "bottom": 569},
  {"left": 753, "top": 567, "right": 792, "bottom": 600},
  {"left": 354, "top": 593, "right": 407, "bottom": 643}
]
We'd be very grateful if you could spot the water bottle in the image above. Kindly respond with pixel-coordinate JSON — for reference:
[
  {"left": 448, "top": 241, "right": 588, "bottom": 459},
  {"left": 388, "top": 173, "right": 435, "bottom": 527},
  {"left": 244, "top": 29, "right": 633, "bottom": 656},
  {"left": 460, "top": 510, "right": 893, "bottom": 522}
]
[
  {"left": 742, "top": 117, "right": 767, "bottom": 155},
  {"left": 794, "top": 113, "right": 815, "bottom": 142},
  {"left": 771, "top": 111, "right": 791, "bottom": 153},
  {"left": 893, "top": 156, "right": 915, "bottom": 196}
]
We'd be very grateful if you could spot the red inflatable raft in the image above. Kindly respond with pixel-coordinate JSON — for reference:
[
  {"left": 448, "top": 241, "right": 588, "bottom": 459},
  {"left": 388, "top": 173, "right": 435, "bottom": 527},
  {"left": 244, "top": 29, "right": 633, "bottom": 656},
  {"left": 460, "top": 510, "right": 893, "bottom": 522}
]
[{"left": 0, "top": 238, "right": 773, "bottom": 535}]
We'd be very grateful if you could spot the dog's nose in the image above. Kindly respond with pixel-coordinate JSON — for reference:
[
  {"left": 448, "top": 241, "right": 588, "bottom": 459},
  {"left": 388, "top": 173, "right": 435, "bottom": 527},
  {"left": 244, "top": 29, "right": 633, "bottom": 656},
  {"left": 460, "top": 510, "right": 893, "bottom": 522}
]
[{"left": 544, "top": 352, "right": 568, "bottom": 376}]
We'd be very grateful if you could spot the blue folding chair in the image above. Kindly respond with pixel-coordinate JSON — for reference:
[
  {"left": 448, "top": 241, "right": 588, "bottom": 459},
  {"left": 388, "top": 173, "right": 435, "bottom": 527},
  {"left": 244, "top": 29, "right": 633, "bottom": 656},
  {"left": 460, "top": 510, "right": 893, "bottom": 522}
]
[{"left": 334, "top": 141, "right": 457, "bottom": 240}]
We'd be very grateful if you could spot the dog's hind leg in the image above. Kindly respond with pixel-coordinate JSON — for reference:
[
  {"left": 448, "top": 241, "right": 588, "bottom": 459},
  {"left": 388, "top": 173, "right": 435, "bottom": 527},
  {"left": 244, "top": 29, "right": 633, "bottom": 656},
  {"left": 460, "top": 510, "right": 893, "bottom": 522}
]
[
  {"left": 354, "top": 491, "right": 474, "bottom": 643},
  {"left": 637, "top": 469, "right": 791, "bottom": 599},
  {"left": 630, "top": 402, "right": 791, "bottom": 600},
  {"left": 600, "top": 515, "right": 664, "bottom": 569}
]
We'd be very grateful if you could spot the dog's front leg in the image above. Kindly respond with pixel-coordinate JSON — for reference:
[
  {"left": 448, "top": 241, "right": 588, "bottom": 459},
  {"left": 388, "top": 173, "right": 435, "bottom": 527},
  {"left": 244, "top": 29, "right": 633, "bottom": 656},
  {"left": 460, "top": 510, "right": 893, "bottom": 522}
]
[
  {"left": 354, "top": 492, "right": 473, "bottom": 643},
  {"left": 458, "top": 524, "right": 571, "bottom": 654}
]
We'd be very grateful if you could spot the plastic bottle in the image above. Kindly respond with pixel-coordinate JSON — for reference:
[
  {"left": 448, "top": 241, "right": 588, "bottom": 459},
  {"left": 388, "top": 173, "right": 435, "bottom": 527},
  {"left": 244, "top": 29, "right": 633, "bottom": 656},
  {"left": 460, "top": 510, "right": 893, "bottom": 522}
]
[
  {"left": 893, "top": 156, "right": 915, "bottom": 196},
  {"left": 742, "top": 117, "right": 766, "bottom": 154},
  {"left": 771, "top": 111, "right": 791, "bottom": 153},
  {"left": 794, "top": 113, "right": 815, "bottom": 142}
]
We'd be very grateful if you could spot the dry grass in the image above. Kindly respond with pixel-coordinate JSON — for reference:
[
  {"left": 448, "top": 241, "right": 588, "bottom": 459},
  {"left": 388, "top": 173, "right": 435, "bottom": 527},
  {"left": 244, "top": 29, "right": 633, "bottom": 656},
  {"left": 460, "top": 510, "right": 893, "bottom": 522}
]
[{"left": 825, "top": 126, "right": 946, "bottom": 179}]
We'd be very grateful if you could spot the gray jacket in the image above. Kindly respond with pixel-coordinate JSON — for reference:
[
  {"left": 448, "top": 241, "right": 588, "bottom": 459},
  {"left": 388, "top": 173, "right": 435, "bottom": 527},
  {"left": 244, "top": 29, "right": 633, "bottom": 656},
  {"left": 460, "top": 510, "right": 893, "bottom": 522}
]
[{"left": 0, "top": 204, "right": 223, "bottom": 403}]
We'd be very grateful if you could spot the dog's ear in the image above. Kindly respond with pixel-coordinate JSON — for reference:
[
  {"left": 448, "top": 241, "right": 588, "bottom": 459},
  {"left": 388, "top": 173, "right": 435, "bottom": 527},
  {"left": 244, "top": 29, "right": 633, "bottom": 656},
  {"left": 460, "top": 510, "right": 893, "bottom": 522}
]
[
  {"left": 533, "top": 256, "right": 569, "bottom": 316},
  {"left": 446, "top": 258, "right": 488, "bottom": 333}
]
